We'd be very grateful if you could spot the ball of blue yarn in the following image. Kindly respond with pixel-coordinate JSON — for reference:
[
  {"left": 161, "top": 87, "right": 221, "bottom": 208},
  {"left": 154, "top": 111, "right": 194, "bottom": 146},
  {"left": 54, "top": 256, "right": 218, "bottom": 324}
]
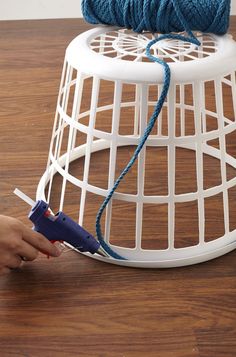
[{"left": 82, "top": 0, "right": 231, "bottom": 35}]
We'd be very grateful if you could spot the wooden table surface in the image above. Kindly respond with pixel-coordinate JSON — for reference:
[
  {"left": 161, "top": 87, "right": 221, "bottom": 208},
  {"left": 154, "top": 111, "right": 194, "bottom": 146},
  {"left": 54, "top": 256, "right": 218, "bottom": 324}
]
[{"left": 0, "top": 18, "right": 236, "bottom": 357}]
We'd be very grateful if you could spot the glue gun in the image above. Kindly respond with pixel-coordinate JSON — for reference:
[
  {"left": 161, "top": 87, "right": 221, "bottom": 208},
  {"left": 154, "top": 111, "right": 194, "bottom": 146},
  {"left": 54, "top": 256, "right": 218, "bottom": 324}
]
[{"left": 14, "top": 189, "right": 109, "bottom": 258}]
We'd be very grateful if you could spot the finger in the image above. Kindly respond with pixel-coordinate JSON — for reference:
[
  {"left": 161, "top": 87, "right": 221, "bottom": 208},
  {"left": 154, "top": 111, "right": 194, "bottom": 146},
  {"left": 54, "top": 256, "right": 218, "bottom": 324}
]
[
  {"left": 6, "top": 255, "right": 22, "bottom": 269},
  {"left": 16, "top": 240, "right": 39, "bottom": 262},
  {"left": 21, "top": 225, "right": 61, "bottom": 257}
]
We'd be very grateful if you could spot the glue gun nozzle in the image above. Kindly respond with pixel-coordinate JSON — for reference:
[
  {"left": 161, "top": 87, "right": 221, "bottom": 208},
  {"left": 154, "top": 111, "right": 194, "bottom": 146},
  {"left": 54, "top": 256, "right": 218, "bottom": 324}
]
[{"left": 96, "top": 246, "right": 110, "bottom": 258}]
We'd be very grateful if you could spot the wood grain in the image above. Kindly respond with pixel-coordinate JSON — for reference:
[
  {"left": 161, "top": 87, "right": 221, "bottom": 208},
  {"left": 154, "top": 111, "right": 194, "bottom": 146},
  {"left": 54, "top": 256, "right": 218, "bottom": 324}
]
[{"left": 0, "top": 18, "right": 236, "bottom": 357}]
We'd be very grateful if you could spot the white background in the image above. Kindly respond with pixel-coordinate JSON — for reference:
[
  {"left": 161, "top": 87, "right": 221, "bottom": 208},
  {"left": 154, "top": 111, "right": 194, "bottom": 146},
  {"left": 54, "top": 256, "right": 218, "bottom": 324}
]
[{"left": 0, "top": 0, "right": 235, "bottom": 20}]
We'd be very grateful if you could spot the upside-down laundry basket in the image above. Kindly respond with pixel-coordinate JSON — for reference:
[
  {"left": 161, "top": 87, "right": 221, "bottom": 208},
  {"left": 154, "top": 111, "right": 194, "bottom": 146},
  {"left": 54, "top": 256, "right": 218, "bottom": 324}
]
[{"left": 37, "top": 27, "right": 236, "bottom": 268}]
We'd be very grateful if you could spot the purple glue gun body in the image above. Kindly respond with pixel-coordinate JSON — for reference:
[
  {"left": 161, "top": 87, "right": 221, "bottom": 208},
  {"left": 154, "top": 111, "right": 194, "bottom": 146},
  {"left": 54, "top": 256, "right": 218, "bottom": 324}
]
[{"left": 28, "top": 200, "right": 106, "bottom": 256}]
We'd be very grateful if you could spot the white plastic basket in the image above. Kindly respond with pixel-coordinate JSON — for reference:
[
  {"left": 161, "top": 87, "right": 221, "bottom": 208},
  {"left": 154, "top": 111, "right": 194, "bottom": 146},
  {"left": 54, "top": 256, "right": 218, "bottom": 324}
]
[{"left": 37, "top": 27, "right": 236, "bottom": 268}]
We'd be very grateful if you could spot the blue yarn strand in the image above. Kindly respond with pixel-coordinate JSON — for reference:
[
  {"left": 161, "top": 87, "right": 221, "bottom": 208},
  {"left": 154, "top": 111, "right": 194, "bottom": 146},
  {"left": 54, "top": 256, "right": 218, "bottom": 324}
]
[
  {"left": 96, "top": 37, "right": 171, "bottom": 260},
  {"left": 95, "top": 34, "right": 199, "bottom": 261},
  {"left": 82, "top": 0, "right": 231, "bottom": 260}
]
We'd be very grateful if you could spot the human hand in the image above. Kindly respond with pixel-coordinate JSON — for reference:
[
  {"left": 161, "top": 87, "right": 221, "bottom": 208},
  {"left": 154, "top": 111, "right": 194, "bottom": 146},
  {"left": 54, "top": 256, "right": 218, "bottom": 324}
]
[{"left": 0, "top": 215, "right": 61, "bottom": 275}]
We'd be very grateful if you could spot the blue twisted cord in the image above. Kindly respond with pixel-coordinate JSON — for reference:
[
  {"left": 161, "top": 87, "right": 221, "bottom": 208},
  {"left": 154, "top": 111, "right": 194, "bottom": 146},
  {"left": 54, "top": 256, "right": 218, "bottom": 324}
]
[
  {"left": 95, "top": 33, "right": 200, "bottom": 260},
  {"left": 81, "top": 0, "right": 231, "bottom": 260}
]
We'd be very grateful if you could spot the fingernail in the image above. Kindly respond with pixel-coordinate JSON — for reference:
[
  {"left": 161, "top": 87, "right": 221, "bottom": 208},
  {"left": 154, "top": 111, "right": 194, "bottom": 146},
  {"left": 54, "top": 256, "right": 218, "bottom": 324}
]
[{"left": 53, "top": 242, "right": 64, "bottom": 256}]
